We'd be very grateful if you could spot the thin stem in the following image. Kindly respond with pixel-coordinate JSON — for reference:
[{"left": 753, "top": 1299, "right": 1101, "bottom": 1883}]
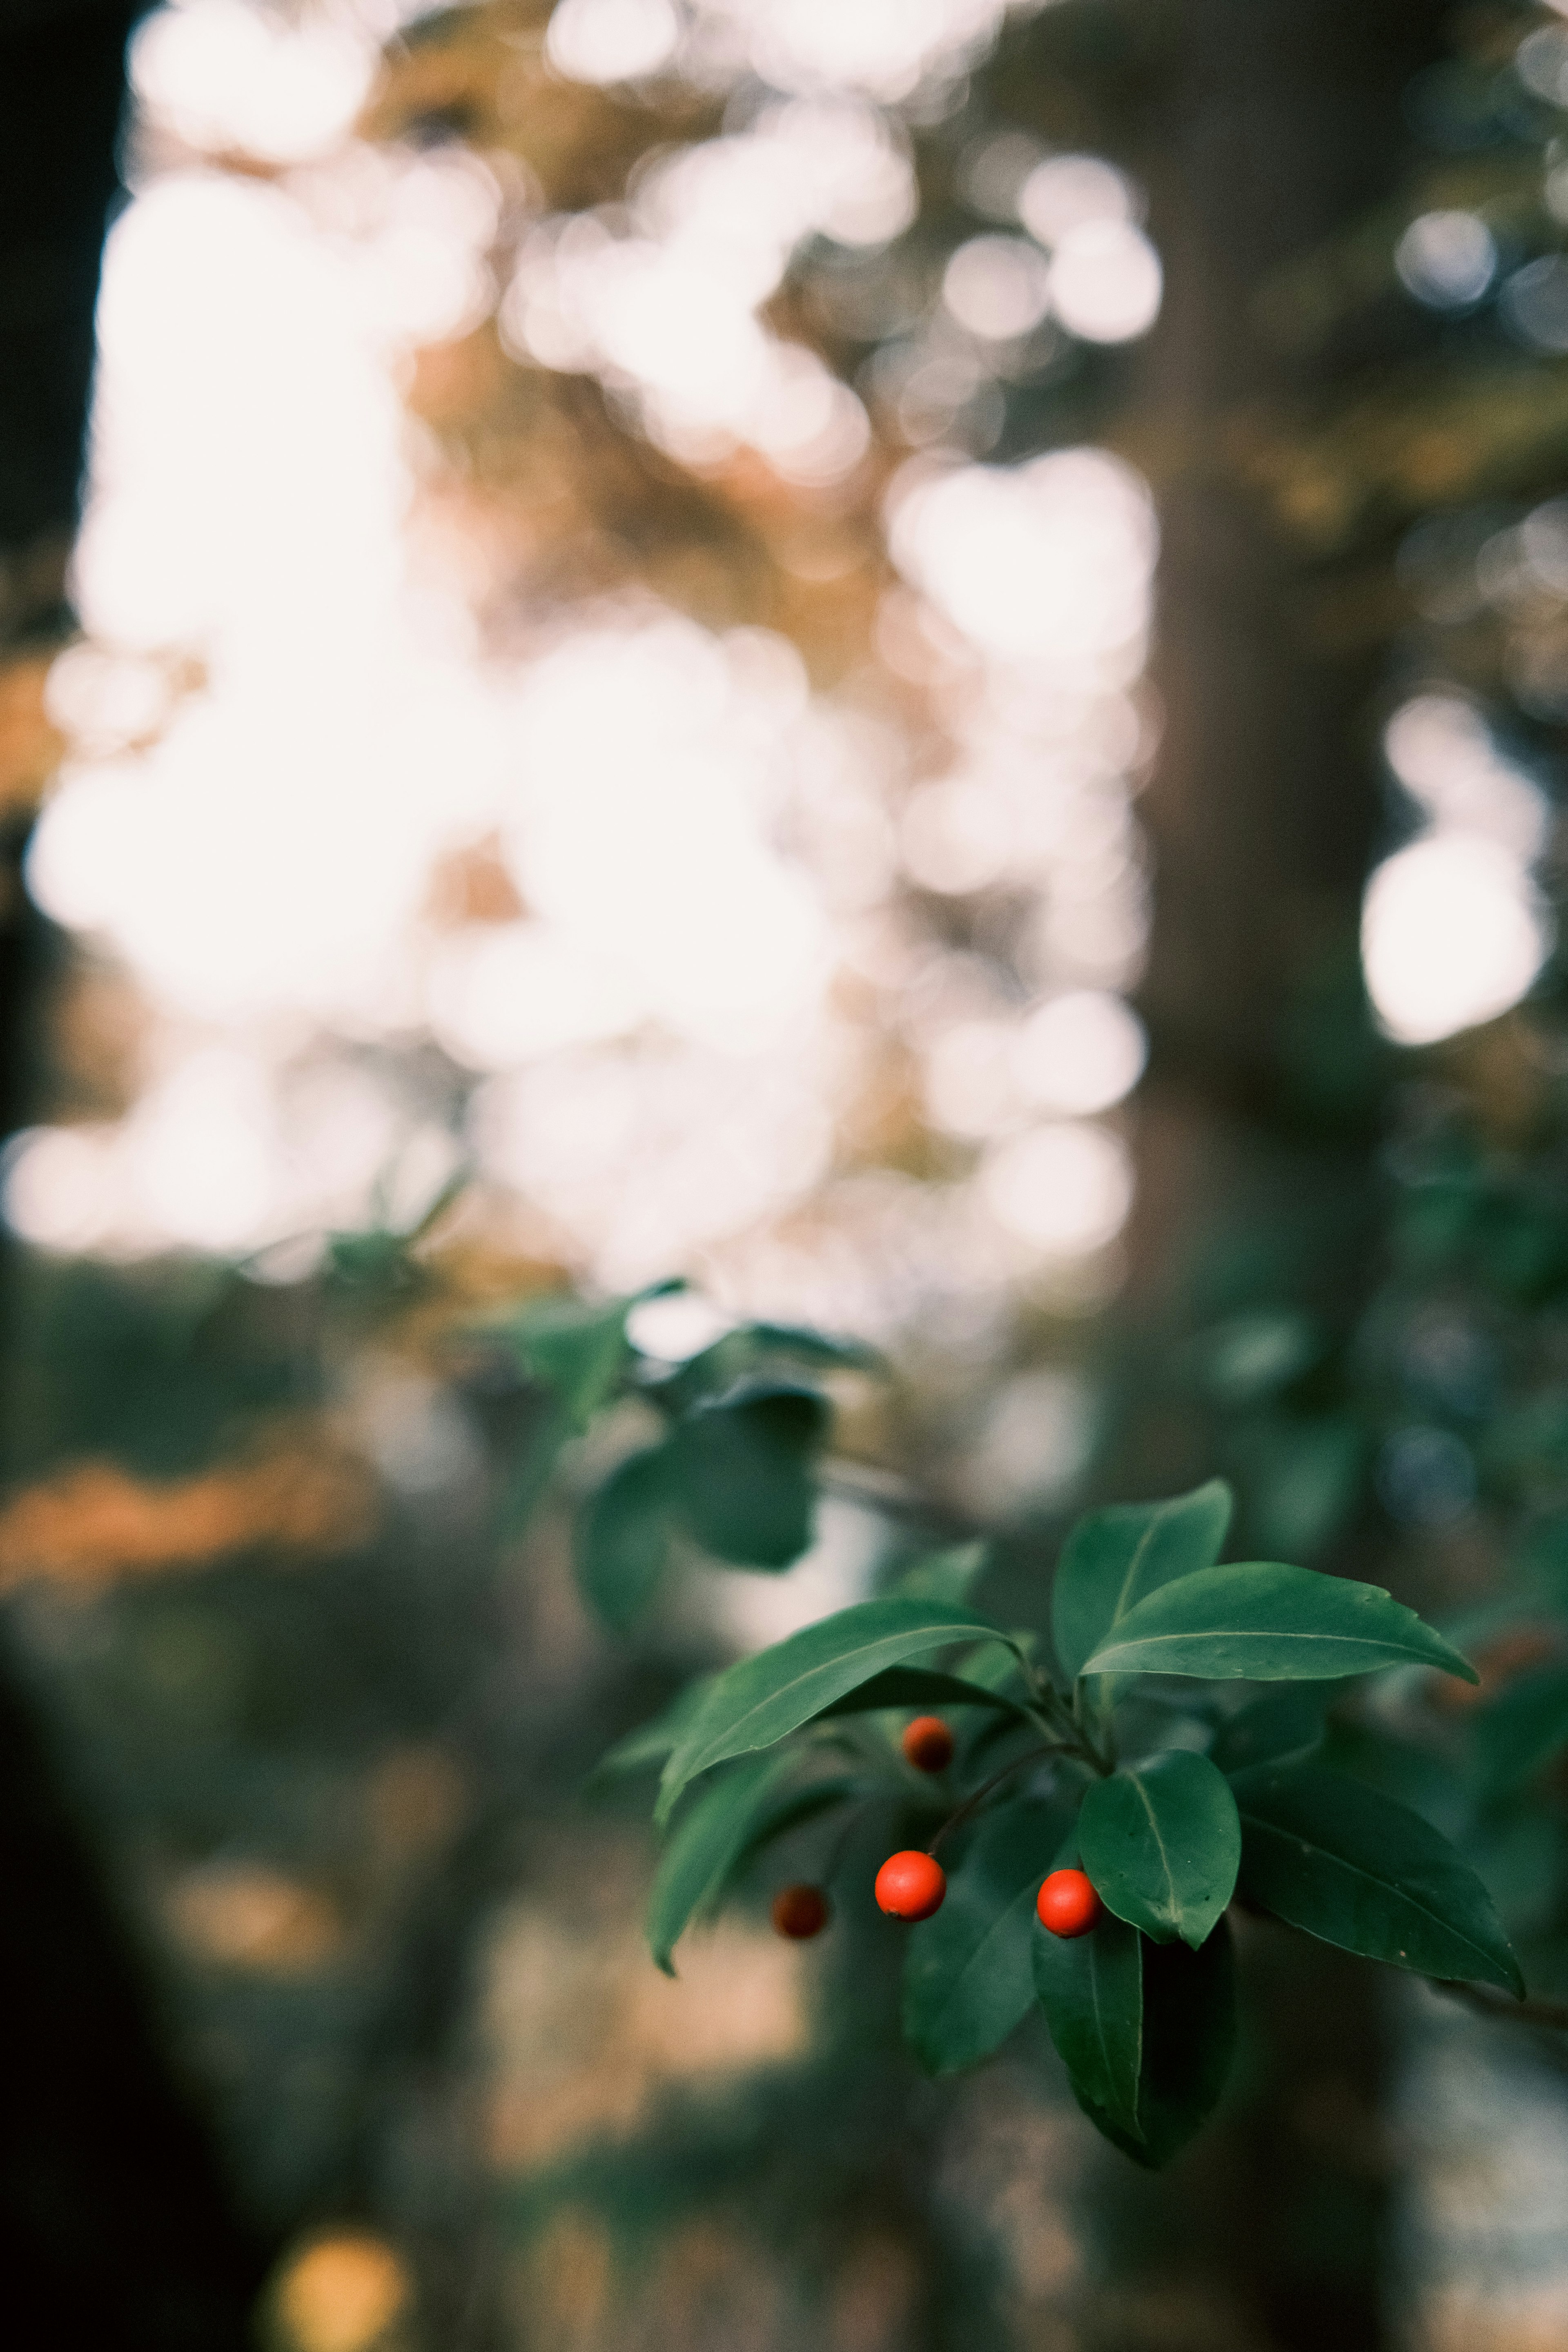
[
  {"left": 927, "top": 1743, "right": 1067, "bottom": 1855},
  {"left": 1432, "top": 1980, "right": 1568, "bottom": 2031}
]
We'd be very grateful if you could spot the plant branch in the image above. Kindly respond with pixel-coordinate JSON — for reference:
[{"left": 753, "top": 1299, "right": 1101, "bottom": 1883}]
[{"left": 926, "top": 1743, "right": 1067, "bottom": 1855}]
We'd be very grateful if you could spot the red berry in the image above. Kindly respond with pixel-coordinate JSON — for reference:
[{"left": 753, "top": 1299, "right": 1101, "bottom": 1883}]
[
  {"left": 771, "top": 1883, "right": 830, "bottom": 1940},
  {"left": 901, "top": 1715, "right": 955, "bottom": 1773},
  {"left": 1036, "top": 1868, "right": 1104, "bottom": 1939},
  {"left": 875, "top": 1850, "right": 947, "bottom": 1921}
]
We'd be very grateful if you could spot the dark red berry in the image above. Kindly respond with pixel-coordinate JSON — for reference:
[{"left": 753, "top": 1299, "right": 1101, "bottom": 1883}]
[
  {"left": 901, "top": 1715, "right": 955, "bottom": 1773},
  {"left": 771, "top": 1883, "right": 830, "bottom": 1940}
]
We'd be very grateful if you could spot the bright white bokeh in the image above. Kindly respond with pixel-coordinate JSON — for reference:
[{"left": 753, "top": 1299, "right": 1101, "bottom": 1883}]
[
  {"left": 1362, "top": 837, "right": 1552, "bottom": 1047},
  {"left": 1019, "top": 154, "right": 1137, "bottom": 246},
  {"left": 888, "top": 449, "right": 1156, "bottom": 665},
  {"left": 1395, "top": 211, "right": 1496, "bottom": 310},
  {"left": 546, "top": 0, "right": 682, "bottom": 84},
  {"left": 1047, "top": 220, "right": 1163, "bottom": 343},
  {"left": 980, "top": 1120, "right": 1134, "bottom": 1256},
  {"left": 942, "top": 236, "right": 1052, "bottom": 340},
  {"left": 1362, "top": 694, "right": 1553, "bottom": 1045},
  {"left": 1013, "top": 989, "right": 1146, "bottom": 1114},
  {"left": 501, "top": 100, "right": 904, "bottom": 477},
  {"left": 17, "top": 0, "right": 1156, "bottom": 1348},
  {"left": 684, "top": 0, "right": 1033, "bottom": 102},
  {"left": 1382, "top": 695, "right": 1548, "bottom": 857},
  {"left": 130, "top": 0, "right": 376, "bottom": 164}
]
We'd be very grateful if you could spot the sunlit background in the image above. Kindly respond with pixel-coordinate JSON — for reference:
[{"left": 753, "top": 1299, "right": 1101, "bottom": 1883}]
[{"left": 8, "top": 1, "right": 1568, "bottom": 2348}]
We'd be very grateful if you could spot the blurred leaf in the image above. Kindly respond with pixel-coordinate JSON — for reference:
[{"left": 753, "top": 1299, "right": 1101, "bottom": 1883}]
[
  {"left": 893, "top": 1541, "right": 988, "bottom": 1606},
  {"left": 1234, "top": 1416, "right": 1365, "bottom": 1561},
  {"left": 1199, "top": 1312, "right": 1321, "bottom": 1406},
  {"left": 1232, "top": 1762, "right": 1523, "bottom": 1995},
  {"left": 670, "top": 1378, "right": 829, "bottom": 1569},
  {"left": 656, "top": 1597, "right": 1015, "bottom": 1824},
  {"left": 588, "top": 1675, "right": 718, "bottom": 1784},
  {"left": 496, "top": 1401, "right": 573, "bottom": 1542},
  {"left": 1052, "top": 1482, "right": 1234, "bottom": 1682},
  {"left": 1079, "top": 1753, "right": 1241, "bottom": 1948},
  {"left": 506, "top": 1293, "right": 640, "bottom": 1428},
  {"left": 1473, "top": 1663, "right": 1568, "bottom": 1794},
  {"left": 1208, "top": 1687, "right": 1330, "bottom": 1774},
  {"left": 904, "top": 1799, "right": 1066, "bottom": 2076},
  {"left": 742, "top": 1322, "right": 882, "bottom": 1372},
  {"left": 648, "top": 1755, "right": 843, "bottom": 1975},
  {"left": 1082, "top": 1561, "right": 1479, "bottom": 1684},
  {"left": 575, "top": 1445, "right": 676, "bottom": 1631},
  {"left": 1032, "top": 1891, "right": 1143, "bottom": 2141},
  {"left": 326, "top": 1230, "right": 421, "bottom": 1292}
]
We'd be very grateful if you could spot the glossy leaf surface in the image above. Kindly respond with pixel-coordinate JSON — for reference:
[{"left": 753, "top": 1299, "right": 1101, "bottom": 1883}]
[
  {"left": 657, "top": 1597, "right": 1013, "bottom": 1822},
  {"left": 1082, "top": 1561, "right": 1479, "bottom": 1684},
  {"left": 1208, "top": 1686, "right": 1330, "bottom": 1775},
  {"left": 1232, "top": 1762, "right": 1523, "bottom": 1995},
  {"left": 904, "top": 1799, "right": 1066, "bottom": 2076},
  {"left": 1052, "top": 1481, "right": 1234, "bottom": 1682},
  {"left": 1079, "top": 1752, "right": 1241, "bottom": 1948},
  {"left": 1033, "top": 1890, "right": 1143, "bottom": 2139}
]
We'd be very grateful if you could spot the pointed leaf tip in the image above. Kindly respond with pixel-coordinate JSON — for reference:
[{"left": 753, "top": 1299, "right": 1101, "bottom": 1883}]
[{"left": 1081, "top": 1560, "right": 1479, "bottom": 1685}]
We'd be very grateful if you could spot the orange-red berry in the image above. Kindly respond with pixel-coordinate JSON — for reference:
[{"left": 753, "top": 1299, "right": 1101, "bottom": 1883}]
[
  {"left": 901, "top": 1715, "right": 955, "bottom": 1773},
  {"left": 1036, "top": 1867, "right": 1104, "bottom": 1939},
  {"left": 771, "top": 1883, "right": 830, "bottom": 1940},
  {"left": 875, "top": 1849, "right": 947, "bottom": 1921}
]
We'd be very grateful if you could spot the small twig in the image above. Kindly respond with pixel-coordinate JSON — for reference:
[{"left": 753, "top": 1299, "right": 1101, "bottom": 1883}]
[
  {"left": 1432, "top": 1979, "right": 1568, "bottom": 2031},
  {"left": 927, "top": 1743, "right": 1067, "bottom": 1855}
]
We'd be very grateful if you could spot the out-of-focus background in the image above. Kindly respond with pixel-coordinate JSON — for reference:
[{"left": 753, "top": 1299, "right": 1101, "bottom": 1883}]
[{"left": 7, "top": 0, "right": 1568, "bottom": 2345}]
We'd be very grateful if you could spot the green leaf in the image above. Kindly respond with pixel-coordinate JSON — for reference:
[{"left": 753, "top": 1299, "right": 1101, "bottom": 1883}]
[
  {"left": 646, "top": 1760, "right": 855, "bottom": 1974},
  {"left": 893, "top": 1542, "right": 988, "bottom": 1607},
  {"left": 496, "top": 1399, "right": 572, "bottom": 1540},
  {"left": 1231, "top": 1762, "right": 1523, "bottom": 1996},
  {"left": 904, "top": 1799, "right": 1067, "bottom": 2076},
  {"left": 1081, "top": 1561, "right": 1479, "bottom": 1685},
  {"left": 1052, "top": 1482, "right": 1234, "bottom": 1682},
  {"left": 1078, "top": 1753, "right": 1241, "bottom": 1949},
  {"left": 1199, "top": 1312, "right": 1321, "bottom": 1406},
  {"left": 670, "top": 1379, "right": 829, "bottom": 1569},
  {"left": 813, "top": 1664, "right": 1033, "bottom": 1723},
  {"left": 656, "top": 1597, "right": 1015, "bottom": 1824},
  {"left": 1208, "top": 1687, "right": 1330, "bottom": 1775},
  {"left": 1033, "top": 1893, "right": 1143, "bottom": 2140},
  {"left": 587, "top": 1676, "right": 717, "bottom": 1784},
  {"left": 1473, "top": 1663, "right": 1568, "bottom": 1793},
  {"left": 575, "top": 1446, "right": 675, "bottom": 1631},
  {"left": 507, "top": 1293, "right": 640, "bottom": 1426},
  {"left": 742, "top": 1322, "right": 882, "bottom": 1371}
]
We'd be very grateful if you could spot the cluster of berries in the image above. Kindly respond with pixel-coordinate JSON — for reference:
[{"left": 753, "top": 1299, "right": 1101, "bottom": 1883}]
[{"left": 769, "top": 1714, "right": 1106, "bottom": 1944}]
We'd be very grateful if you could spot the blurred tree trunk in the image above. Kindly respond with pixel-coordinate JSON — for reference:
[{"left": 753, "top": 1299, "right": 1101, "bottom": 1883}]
[
  {"left": 1113, "top": 4, "right": 1446, "bottom": 2349},
  {"left": 0, "top": 4, "right": 278, "bottom": 2338},
  {"left": 1137, "top": 0, "right": 1439, "bottom": 1111}
]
